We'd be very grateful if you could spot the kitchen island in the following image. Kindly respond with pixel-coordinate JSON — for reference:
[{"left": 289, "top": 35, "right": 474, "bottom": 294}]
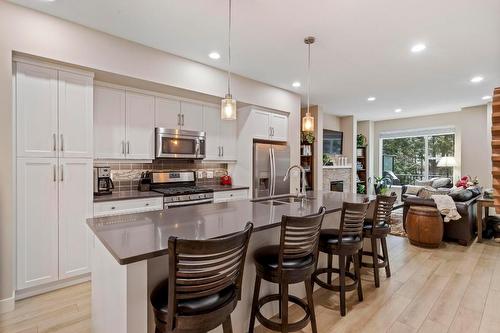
[{"left": 87, "top": 191, "right": 372, "bottom": 333}]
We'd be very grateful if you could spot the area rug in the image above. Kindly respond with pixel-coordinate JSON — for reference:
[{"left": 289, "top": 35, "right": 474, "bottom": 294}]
[{"left": 389, "top": 208, "right": 407, "bottom": 238}]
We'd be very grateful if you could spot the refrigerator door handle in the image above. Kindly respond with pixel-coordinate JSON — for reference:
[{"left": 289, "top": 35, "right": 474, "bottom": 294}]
[
  {"left": 270, "top": 147, "right": 276, "bottom": 196},
  {"left": 269, "top": 147, "right": 274, "bottom": 196}
]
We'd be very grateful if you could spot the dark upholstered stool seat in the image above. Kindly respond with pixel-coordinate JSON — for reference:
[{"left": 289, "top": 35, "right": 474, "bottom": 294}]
[
  {"left": 363, "top": 223, "right": 390, "bottom": 235},
  {"left": 319, "top": 229, "right": 362, "bottom": 247},
  {"left": 151, "top": 279, "right": 236, "bottom": 317},
  {"left": 254, "top": 245, "right": 314, "bottom": 270}
]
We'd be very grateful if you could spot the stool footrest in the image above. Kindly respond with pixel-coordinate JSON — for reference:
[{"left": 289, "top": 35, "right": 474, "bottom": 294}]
[
  {"left": 361, "top": 251, "right": 388, "bottom": 269},
  {"left": 255, "top": 294, "right": 311, "bottom": 332},
  {"left": 312, "top": 268, "right": 359, "bottom": 292}
]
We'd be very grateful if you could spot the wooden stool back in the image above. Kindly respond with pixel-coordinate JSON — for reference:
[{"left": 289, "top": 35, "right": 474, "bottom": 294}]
[{"left": 337, "top": 201, "right": 370, "bottom": 246}]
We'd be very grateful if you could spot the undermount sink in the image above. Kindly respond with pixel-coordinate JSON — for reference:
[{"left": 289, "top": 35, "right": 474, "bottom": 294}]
[
  {"left": 275, "top": 197, "right": 305, "bottom": 203},
  {"left": 252, "top": 194, "right": 316, "bottom": 205},
  {"left": 256, "top": 200, "right": 287, "bottom": 206}
]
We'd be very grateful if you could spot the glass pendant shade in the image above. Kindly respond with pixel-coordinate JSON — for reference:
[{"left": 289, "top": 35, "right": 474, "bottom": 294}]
[
  {"left": 302, "top": 112, "right": 314, "bottom": 132},
  {"left": 221, "top": 94, "right": 237, "bottom": 120}
]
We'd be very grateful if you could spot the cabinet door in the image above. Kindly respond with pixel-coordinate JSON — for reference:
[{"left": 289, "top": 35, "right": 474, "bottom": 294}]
[
  {"left": 203, "top": 105, "right": 220, "bottom": 160},
  {"left": 58, "top": 71, "right": 93, "bottom": 158},
  {"left": 251, "top": 110, "right": 271, "bottom": 140},
  {"left": 155, "top": 97, "right": 181, "bottom": 129},
  {"left": 181, "top": 101, "right": 204, "bottom": 132},
  {"left": 59, "top": 158, "right": 93, "bottom": 279},
  {"left": 94, "top": 86, "right": 126, "bottom": 159},
  {"left": 125, "top": 92, "right": 155, "bottom": 159},
  {"left": 17, "top": 158, "right": 59, "bottom": 289},
  {"left": 16, "top": 63, "right": 58, "bottom": 158},
  {"left": 219, "top": 117, "right": 237, "bottom": 161},
  {"left": 270, "top": 114, "right": 288, "bottom": 141}
]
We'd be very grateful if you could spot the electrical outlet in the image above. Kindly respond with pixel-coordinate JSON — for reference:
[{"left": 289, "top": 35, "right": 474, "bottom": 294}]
[
  {"left": 197, "top": 171, "right": 204, "bottom": 179},
  {"left": 206, "top": 171, "right": 214, "bottom": 179}
]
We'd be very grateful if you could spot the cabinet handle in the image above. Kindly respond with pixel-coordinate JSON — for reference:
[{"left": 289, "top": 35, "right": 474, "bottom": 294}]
[
  {"left": 218, "top": 146, "right": 221, "bottom": 157},
  {"left": 177, "top": 113, "right": 181, "bottom": 126},
  {"left": 60, "top": 134, "right": 64, "bottom": 151},
  {"left": 269, "top": 127, "right": 272, "bottom": 137},
  {"left": 60, "top": 164, "right": 64, "bottom": 182},
  {"left": 145, "top": 203, "right": 150, "bottom": 206},
  {"left": 221, "top": 146, "right": 224, "bottom": 157},
  {"left": 53, "top": 133, "right": 56, "bottom": 151},
  {"left": 111, "top": 206, "right": 116, "bottom": 210},
  {"left": 127, "top": 141, "right": 130, "bottom": 154},
  {"left": 121, "top": 141, "right": 125, "bottom": 155},
  {"left": 53, "top": 164, "right": 56, "bottom": 182},
  {"left": 181, "top": 114, "right": 185, "bottom": 126}
]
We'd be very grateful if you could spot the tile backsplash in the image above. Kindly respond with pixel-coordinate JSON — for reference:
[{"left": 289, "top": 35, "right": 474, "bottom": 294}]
[{"left": 94, "top": 160, "right": 228, "bottom": 192}]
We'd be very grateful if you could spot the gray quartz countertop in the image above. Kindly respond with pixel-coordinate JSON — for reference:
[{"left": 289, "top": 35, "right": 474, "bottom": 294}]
[
  {"left": 87, "top": 191, "right": 372, "bottom": 265},
  {"left": 93, "top": 190, "right": 164, "bottom": 203},
  {"left": 199, "top": 184, "right": 249, "bottom": 192}
]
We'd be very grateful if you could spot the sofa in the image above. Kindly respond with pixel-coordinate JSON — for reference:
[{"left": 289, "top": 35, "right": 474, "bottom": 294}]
[
  {"left": 403, "top": 195, "right": 478, "bottom": 246},
  {"left": 401, "top": 177, "right": 453, "bottom": 201}
]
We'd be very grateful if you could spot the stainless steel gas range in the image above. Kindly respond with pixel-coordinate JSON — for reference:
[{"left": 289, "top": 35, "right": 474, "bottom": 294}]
[{"left": 150, "top": 171, "right": 213, "bottom": 208}]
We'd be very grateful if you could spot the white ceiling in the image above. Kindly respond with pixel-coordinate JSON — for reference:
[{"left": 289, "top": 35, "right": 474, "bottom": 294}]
[{"left": 9, "top": 0, "right": 500, "bottom": 120}]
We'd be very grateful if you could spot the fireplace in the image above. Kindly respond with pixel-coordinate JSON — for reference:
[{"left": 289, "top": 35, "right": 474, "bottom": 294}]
[{"left": 330, "top": 181, "right": 344, "bottom": 192}]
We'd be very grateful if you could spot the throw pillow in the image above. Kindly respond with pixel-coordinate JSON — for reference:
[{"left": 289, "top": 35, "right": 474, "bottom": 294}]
[
  {"left": 415, "top": 180, "right": 433, "bottom": 187},
  {"left": 432, "top": 177, "right": 452, "bottom": 189},
  {"left": 448, "top": 188, "right": 473, "bottom": 202},
  {"left": 405, "top": 185, "right": 423, "bottom": 196},
  {"left": 418, "top": 187, "right": 449, "bottom": 199}
]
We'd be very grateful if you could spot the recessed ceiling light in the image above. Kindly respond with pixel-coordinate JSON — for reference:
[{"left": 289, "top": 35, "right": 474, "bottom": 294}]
[
  {"left": 208, "top": 52, "right": 220, "bottom": 60},
  {"left": 394, "top": 108, "right": 402, "bottom": 113},
  {"left": 470, "top": 76, "right": 484, "bottom": 83},
  {"left": 292, "top": 81, "right": 301, "bottom": 88},
  {"left": 482, "top": 95, "right": 492, "bottom": 100},
  {"left": 411, "top": 43, "right": 426, "bottom": 53},
  {"left": 367, "top": 96, "right": 376, "bottom": 102}
]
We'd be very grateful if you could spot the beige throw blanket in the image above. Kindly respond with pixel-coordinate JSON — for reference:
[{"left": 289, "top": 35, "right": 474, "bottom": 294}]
[{"left": 431, "top": 195, "right": 461, "bottom": 222}]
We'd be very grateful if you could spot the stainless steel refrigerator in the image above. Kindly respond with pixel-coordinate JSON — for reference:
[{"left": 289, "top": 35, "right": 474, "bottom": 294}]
[{"left": 253, "top": 142, "right": 290, "bottom": 198}]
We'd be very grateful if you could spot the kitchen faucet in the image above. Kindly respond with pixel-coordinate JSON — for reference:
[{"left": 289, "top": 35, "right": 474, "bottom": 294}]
[{"left": 283, "top": 165, "right": 307, "bottom": 199}]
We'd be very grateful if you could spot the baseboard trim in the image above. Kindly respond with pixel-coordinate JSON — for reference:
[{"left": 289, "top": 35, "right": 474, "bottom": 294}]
[
  {"left": 15, "top": 274, "right": 91, "bottom": 301},
  {"left": 0, "top": 291, "right": 15, "bottom": 314}
]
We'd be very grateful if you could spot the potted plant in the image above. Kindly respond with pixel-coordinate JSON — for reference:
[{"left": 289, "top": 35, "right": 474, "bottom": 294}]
[
  {"left": 357, "top": 183, "right": 366, "bottom": 194},
  {"left": 302, "top": 131, "right": 315, "bottom": 144},
  {"left": 357, "top": 134, "right": 367, "bottom": 148},
  {"left": 373, "top": 176, "right": 391, "bottom": 195}
]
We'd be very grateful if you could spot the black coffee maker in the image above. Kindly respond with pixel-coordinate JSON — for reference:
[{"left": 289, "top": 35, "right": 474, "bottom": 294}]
[{"left": 93, "top": 166, "right": 114, "bottom": 195}]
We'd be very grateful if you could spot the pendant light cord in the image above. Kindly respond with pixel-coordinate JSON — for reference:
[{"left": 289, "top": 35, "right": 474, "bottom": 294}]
[
  {"left": 307, "top": 41, "right": 311, "bottom": 115},
  {"left": 227, "top": 0, "right": 232, "bottom": 96}
]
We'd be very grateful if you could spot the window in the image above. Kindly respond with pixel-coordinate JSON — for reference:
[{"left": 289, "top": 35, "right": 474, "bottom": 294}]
[{"left": 380, "top": 128, "right": 455, "bottom": 185}]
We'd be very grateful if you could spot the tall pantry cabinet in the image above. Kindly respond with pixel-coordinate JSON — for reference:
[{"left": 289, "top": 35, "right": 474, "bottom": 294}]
[{"left": 15, "top": 60, "right": 93, "bottom": 291}]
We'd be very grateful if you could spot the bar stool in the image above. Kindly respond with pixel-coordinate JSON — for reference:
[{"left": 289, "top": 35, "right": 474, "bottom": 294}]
[
  {"left": 248, "top": 207, "right": 326, "bottom": 333},
  {"left": 312, "top": 201, "right": 369, "bottom": 316},
  {"left": 150, "top": 222, "right": 253, "bottom": 333},
  {"left": 360, "top": 193, "right": 397, "bottom": 288}
]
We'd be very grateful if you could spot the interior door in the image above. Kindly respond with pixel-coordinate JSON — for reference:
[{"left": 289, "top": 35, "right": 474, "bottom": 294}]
[
  {"left": 17, "top": 158, "right": 59, "bottom": 289},
  {"left": 16, "top": 62, "right": 58, "bottom": 158},
  {"left": 94, "top": 86, "right": 126, "bottom": 159},
  {"left": 58, "top": 70, "right": 93, "bottom": 158},
  {"left": 253, "top": 143, "right": 272, "bottom": 198},
  {"left": 125, "top": 91, "right": 155, "bottom": 159},
  {"left": 203, "top": 105, "right": 220, "bottom": 160},
  {"left": 180, "top": 101, "right": 203, "bottom": 132},
  {"left": 272, "top": 144, "right": 291, "bottom": 195},
  {"left": 155, "top": 97, "right": 181, "bottom": 129},
  {"left": 58, "top": 158, "right": 93, "bottom": 279}
]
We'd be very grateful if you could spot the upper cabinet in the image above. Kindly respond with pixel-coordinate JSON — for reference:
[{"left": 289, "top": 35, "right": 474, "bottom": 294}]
[
  {"left": 247, "top": 108, "right": 288, "bottom": 142},
  {"left": 203, "top": 105, "right": 237, "bottom": 161},
  {"left": 155, "top": 98, "right": 203, "bottom": 132},
  {"left": 16, "top": 62, "right": 93, "bottom": 158},
  {"left": 94, "top": 86, "right": 154, "bottom": 160}
]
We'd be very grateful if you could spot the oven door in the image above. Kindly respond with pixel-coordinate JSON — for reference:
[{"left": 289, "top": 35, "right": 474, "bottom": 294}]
[
  {"left": 164, "top": 198, "right": 214, "bottom": 208},
  {"left": 155, "top": 129, "right": 206, "bottom": 159}
]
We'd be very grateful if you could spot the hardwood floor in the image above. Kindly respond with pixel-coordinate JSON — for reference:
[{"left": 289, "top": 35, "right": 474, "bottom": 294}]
[{"left": 1, "top": 236, "right": 500, "bottom": 333}]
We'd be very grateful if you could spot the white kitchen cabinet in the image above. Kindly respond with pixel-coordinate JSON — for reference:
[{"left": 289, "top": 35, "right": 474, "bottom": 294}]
[
  {"left": 16, "top": 158, "right": 59, "bottom": 289},
  {"left": 248, "top": 109, "right": 288, "bottom": 142},
  {"left": 16, "top": 62, "right": 58, "bottom": 158},
  {"left": 93, "top": 197, "right": 164, "bottom": 217},
  {"left": 180, "top": 101, "right": 204, "bottom": 132},
  {"left": 270, "top": 113, "right": 288, "bottom": 141},
  {"left": 213, "top": 189, "right": 249, "bottom": 203},
  {"left": 58, "top": 71, "right": 93, "bottom": 158},
  {"left": 58, "top": 159, "right": 93, "bottom": 279},
  {"left": 203, "top": 105, "right": 237, "bottom": 161},
  {"left": 94, "top": 85, "right": 126, "bottom": 159},
  {"left": 155, "top": 97, "right": 181, "bottom": 129},
  {"left": 125, "top": 92, "right": 155, "bottom": 159}
]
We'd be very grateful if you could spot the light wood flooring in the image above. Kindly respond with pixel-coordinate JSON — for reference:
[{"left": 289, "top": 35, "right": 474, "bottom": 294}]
[{"left": 2, "top": 236, "right": 500, "bottom": 333}]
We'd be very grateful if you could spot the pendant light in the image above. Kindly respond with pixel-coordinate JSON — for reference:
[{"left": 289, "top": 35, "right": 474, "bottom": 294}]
[
  {"left": 221, "top": 0, "right": 237, "bottom": 120},
  {"left": 302, "top": 36, "right": 315, "bottom": 132}
]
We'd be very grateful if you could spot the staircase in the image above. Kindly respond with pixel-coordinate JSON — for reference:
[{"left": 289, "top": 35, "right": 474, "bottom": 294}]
[{"left": 493, "top": 88, "right": 500, "bottom": 209}]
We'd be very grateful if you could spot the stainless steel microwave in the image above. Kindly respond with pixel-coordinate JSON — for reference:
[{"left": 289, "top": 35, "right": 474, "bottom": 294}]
[{"left": 155, "top": 128, "right": 206, "bottom": 159}]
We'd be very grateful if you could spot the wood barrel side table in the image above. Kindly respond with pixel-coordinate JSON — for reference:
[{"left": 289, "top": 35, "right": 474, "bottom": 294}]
[{"left": 406, "top": 206, "right": 444, "bottom": 248}]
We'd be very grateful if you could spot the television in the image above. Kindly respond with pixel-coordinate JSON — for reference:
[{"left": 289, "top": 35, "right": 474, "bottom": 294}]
[{"left": 323, "top": 130, "right": 343, "bottom": 155}]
